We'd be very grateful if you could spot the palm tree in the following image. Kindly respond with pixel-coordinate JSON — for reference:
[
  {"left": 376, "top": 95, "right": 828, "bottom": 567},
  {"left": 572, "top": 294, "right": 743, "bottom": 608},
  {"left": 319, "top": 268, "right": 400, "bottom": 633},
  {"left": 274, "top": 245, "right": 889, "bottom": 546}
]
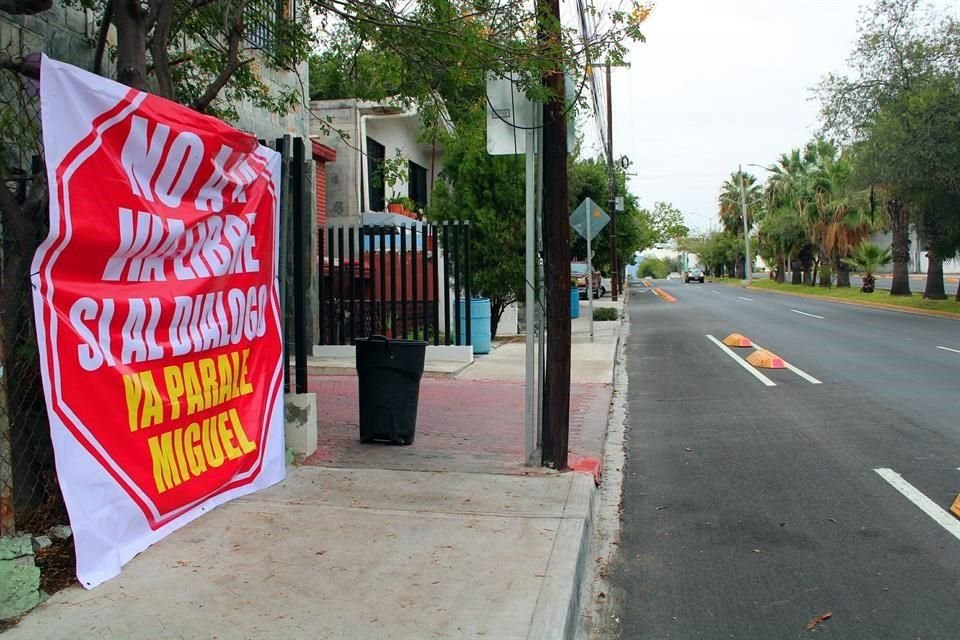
[
  {"left": 798, "top": 140, "right": 872, "bottom": 288},
  {"left": 718, "top": 170, "right": 762, "bottom": 277},
  {"left": 842, "top": 242, "right": 892, "bottom": 293},
  {"left": 766, "top": 149, "right": 811, "bottom": 284}
]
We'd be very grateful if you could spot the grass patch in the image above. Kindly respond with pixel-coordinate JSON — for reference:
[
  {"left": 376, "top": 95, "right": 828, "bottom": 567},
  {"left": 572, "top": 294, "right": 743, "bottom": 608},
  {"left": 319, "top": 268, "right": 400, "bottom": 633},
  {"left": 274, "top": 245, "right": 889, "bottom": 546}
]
[{"left": 741, "top": 279, "right": 960, "bottom": 316}]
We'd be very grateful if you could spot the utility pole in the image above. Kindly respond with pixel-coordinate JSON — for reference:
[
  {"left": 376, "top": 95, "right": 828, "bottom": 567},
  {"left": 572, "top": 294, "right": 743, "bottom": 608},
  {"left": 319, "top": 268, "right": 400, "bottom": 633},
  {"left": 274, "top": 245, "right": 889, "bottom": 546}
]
[
  {"left": 606, "top": 62, "right": 618, "bottom": 301},
  {"left": 539, "top": 0, "right": 570, "bottom": 470},
  {"left": 738, "top": 164, "right": 751, "bottom": 283}
]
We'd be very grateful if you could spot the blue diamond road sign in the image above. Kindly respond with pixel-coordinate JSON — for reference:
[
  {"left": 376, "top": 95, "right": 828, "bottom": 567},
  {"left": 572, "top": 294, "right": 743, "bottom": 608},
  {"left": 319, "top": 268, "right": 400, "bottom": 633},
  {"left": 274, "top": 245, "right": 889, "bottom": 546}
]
[{"left": 569, "top": 198, "right": 610, "bottom": 241}]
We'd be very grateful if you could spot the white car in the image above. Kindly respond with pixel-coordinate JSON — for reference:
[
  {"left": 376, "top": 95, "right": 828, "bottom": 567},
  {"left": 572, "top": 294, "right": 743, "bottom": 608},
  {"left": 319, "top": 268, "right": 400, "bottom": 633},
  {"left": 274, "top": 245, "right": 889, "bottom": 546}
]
[
  {"left": 599, "top": 276, "right": 611, "bottom": 297},
  {"left": 666, "top": 272, "right": 682, "bottom": 280}
]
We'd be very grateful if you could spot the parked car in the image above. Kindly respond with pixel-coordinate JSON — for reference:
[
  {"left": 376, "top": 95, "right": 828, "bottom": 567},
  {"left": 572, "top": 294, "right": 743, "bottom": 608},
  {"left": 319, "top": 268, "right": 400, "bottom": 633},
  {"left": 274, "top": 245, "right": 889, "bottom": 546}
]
[
  {"left": 571, "top": 262, "right": 601, "bottom": 298},
  {"left": 666, "top": 271, "right": 682, "bottom": 280},
  {"left": 599, "top": 276, "right": 611, "bottom": 297},
  {"left": 685, "top": 267, "right": 704, "bottom": 283}
]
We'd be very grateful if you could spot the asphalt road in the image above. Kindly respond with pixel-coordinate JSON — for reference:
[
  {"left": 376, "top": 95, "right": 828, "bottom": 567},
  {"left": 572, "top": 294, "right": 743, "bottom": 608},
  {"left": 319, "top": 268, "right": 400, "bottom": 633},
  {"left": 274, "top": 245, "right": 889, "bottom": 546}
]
[{"left": 607, "top": 278, "right": 960, "bottom": 639}]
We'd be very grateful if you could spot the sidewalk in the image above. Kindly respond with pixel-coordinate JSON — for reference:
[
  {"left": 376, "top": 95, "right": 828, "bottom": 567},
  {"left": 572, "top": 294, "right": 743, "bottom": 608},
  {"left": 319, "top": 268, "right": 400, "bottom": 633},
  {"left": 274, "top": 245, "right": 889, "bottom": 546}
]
[{"left": 4, "top": 296, "right": 625, "bottom": 639}]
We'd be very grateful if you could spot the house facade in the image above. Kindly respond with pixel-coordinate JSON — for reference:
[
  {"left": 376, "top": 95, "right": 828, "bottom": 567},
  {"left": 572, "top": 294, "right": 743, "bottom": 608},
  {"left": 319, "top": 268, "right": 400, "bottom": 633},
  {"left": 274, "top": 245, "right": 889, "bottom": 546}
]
[{"left": 309, "top": 98, "right": 445, "bottom": 225}]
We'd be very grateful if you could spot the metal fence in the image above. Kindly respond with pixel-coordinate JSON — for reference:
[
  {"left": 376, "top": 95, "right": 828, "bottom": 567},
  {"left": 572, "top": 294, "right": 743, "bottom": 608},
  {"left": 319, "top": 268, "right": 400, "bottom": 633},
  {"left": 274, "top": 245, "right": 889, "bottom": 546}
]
[
  {"left": 317, "top": 220, "right": 473, "bottom": 346},
  {"left": 0, "top": 291, "right": 65, "bottom": 537}
]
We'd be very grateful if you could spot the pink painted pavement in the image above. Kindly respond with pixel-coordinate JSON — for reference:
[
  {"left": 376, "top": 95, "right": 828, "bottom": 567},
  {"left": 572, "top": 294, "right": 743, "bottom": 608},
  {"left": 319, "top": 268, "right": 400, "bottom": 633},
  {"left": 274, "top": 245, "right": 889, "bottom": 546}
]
[{"left": 303, "top": 375, "right": 612, "bottom": 476}]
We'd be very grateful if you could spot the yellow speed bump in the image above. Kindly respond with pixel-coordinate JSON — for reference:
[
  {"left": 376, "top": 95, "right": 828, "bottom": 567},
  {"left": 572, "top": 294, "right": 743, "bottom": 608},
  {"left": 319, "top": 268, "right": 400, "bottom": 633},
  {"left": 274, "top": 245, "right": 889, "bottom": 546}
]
[
  {"left": 746, "top": 349, "right": 786, "bottom": 369},
  {"left": 653, "top": 288, "right": 677, "bottom": 303},
  {"left": 722, "top": 333, "right": 752, "bottom": 348},
  {"left": 951, "top": 495, "right": 960, "bottom": 519}
]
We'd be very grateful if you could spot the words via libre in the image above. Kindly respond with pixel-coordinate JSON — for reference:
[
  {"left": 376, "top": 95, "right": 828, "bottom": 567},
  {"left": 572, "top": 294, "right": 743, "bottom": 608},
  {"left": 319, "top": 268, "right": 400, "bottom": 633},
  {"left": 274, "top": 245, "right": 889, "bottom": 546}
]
[{"left": 66, "top": 114, "right": 274, "bottom": 495}]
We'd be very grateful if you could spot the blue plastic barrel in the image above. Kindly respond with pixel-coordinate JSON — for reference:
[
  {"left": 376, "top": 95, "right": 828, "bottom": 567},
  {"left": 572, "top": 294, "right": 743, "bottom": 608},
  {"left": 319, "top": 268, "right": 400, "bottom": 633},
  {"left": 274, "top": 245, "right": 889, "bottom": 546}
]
[
  {"left": 458, "top": 297, "right": 491, "bottom": 354},
  {"left": 570, "top": 288, "right": 580, "bottom": 318}
]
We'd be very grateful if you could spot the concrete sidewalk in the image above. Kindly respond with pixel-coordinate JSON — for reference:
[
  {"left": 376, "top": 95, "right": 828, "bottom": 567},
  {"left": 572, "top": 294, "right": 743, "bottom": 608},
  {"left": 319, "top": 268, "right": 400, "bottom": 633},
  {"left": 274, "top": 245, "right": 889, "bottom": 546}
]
[{"left": 4, "top": 295, "right": 625, "bottom": 640}]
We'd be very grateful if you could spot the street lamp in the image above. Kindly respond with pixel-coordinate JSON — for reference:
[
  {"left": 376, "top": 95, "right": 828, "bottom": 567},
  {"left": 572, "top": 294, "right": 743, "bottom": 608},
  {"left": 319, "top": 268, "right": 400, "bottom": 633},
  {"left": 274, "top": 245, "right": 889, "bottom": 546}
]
[
  {"left": 738, "top": 164, "right": 751, "bottom": 285},
  {"left": 737, "top": 163, "right": 772, "bottom": 284}
]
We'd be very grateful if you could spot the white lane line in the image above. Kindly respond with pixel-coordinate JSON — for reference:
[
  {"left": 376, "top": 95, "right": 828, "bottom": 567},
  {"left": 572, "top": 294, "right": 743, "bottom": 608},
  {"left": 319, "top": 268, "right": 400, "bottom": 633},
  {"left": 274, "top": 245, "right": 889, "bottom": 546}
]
[
  {"left": 874, "top": 468, "right": 960, "bottom": 542},
  {"left": 712, "top": 290, "right": 721, "bottom": 294},
  {"left": 750, "top": 340, "right": 823, "bottom": 385},
  {"left": 705, "top": 335, "right": 776, "bottom": 387},
  {"left": 937, "top": 345, "right": 960, "bottom": 354},
  {"left": 791, "top": 309, "right": 825, "bottom": 319},
  {"left": 738, "top": 296, "right": 754, "bottom": 302}
]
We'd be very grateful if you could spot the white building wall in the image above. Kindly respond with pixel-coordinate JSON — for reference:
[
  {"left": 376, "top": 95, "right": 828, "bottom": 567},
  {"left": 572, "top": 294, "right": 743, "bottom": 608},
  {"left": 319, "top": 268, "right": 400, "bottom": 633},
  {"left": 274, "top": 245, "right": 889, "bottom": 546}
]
[{"left": 870, "top": 228, "right": 960, "bottom": 274}]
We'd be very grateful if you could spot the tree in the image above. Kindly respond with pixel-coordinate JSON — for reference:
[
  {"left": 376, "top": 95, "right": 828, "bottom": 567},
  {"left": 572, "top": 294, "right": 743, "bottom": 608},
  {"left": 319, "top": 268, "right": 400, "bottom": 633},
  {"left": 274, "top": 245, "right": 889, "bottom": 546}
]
[
  {"left": 426, "top": 107, "right": 524, "bottom": 338},
  {"left": 717, "top": 172, "right": 761, "bottom": 278},
  {"left": 818, "top": 0, "right": 960, "bottom": 297},
  {"left": 843, "top": 242, "right": 893, "bottom": 293},
  {"left": 568, "top": 158, "right": 656, "bottom": 277},
  {"left": 648, "top": 201, "right": 689, "bottom": 244},
  {"left": 800, "top": 140, "right": 873, "bottom": 288},
  {"left": 757, "top": 208, "right": 806, "bottom": 283}
]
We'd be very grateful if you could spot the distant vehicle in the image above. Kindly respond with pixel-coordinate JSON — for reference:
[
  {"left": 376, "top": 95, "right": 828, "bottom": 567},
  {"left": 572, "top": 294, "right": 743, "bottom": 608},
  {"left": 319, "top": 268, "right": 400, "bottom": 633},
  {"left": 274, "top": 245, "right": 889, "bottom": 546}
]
[
  {"left": 666, "top": 272, "right": 682, "bottom": 280},
  {"left": 571, "top": 262, "right": 601, "bottom": 298},
  {"left": 685, "top": 267, "right": 705, "bottom": 283},
  {"left": 599, "top": 276, "right": 611, "bottom": 297}
]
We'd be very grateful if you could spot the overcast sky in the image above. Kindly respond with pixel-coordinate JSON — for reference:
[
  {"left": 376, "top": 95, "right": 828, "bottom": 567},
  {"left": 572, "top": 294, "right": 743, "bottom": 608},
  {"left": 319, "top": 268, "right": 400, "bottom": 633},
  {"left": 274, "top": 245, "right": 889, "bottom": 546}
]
[{"left": 581, "top": 0, "right": 869, "bottom": 234}]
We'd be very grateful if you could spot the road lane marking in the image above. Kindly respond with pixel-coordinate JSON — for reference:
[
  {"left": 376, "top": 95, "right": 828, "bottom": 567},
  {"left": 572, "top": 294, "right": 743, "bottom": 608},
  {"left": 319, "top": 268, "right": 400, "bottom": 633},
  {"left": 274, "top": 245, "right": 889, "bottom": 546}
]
[
  {"left": 738, "top": 296, "right": 754, "bottom": 302},
  {"left": 791, "top": 309, "right": 825, "bottom": 319},
  {"left": 937, "top": 346, "right": 960, "bottom": 354},
  {"left": 706, "top": 335, "right": 776, "bottom": 387},
  {"left": 749, "top": 340, "right": 822, "bottom": 384},
  {"left": 712, "top": 290, "right": 721, "bottom": 294},
  {"left": 874, "top": 468, "right": 960, "bottom": 542}
]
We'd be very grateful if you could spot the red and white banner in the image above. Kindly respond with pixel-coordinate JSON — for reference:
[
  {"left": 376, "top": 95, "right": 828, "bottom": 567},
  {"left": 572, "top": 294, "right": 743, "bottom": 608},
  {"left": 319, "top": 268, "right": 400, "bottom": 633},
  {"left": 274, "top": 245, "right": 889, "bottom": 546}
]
[{"left": 32, "top": 56, "right": 285, "bottom": 588}]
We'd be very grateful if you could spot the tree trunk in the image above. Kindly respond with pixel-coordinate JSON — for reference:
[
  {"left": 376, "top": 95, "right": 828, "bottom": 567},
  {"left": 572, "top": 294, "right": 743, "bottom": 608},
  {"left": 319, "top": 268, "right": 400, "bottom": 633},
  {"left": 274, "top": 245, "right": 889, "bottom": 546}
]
[
  {"left": 112, "top": 0, "right": 149, "bottom": 91},
  {"left": 790, "top": 258, "right": 802, "bottom": 285},
  {"left": 888, "top": 198, "right": 912, "bottom": 296},
  {"left": 923, "top": 252, "right": 947, "bottom": 300},
  {"left": 836, "top": 259, "right": 851, "bottom": 288}
]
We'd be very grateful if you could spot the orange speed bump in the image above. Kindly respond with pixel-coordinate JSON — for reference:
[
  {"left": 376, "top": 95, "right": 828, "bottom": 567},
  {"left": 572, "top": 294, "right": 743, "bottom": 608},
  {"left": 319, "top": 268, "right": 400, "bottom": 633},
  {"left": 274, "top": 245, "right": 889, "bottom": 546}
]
[
  {"left": 746, "top": 349, "right": 786, "bottom": 369},
  {"left": 951, "top": 494, "right": 960, "bottom": 520},
  {"left": 722, "top": 333, "right": 752, "bottom": 348}
]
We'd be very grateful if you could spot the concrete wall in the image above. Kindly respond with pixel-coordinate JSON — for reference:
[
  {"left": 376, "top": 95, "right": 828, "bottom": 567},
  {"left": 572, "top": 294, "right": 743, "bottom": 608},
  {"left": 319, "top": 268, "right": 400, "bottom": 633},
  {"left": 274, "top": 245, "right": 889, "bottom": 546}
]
[
  {"left": 871, "top": 228, "right": 960, "bottom": 274},
  {"left": 309, "top": 100, "right": 361, "bottom": 225}
]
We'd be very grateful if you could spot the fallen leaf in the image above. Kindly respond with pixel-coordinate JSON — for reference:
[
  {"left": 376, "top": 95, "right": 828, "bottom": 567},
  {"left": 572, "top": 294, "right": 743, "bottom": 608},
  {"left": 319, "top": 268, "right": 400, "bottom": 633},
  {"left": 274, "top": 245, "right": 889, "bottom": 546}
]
[
  {"left": 805, "top": 612, "right": 833, "bottom": 631},
  {"left": 827, "top": 517, "right": 837, "bottom": 523},
  {"left": 683, "top": 448, "right": 692, "bottom": 452},
  {"left": 752, "top": 549, "right": 762, "bottom": 553},
  {"left": 656, "top": 505, "right": 668, "bottom": 510}
]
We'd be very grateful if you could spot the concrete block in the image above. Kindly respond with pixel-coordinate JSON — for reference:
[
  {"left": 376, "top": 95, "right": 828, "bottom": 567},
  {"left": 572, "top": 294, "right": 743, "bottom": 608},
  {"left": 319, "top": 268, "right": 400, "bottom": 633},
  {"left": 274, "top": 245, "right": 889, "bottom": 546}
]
[
  {"left": 0, "top": 536, "right": 42, "bottom": 621},
  {"left": 284, "top": 392, "right": 317, "bottom": 457}
]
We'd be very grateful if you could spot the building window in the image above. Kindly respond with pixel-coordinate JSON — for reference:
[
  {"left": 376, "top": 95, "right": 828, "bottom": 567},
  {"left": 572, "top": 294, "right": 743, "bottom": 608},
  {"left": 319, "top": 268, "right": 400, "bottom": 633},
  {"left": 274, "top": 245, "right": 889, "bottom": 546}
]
[
  {"left": 409, "top": 161, "right": 428, "bottom": 211},
  {"left": 246, "top": 0, "right": 297, "bottom": 50},
  {"left": 366, "top": 137, "right": 385, "bottom": 212}
]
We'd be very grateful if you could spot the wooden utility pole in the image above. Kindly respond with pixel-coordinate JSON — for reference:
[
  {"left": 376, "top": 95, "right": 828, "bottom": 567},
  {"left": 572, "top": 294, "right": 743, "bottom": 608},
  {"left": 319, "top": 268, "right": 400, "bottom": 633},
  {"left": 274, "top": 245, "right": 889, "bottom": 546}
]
[
  {"left": 606, "top": 62, "right": 619, "bottom": 301},
  {"left": 539, "top": 0, "right": 571, "bottom": 470}
]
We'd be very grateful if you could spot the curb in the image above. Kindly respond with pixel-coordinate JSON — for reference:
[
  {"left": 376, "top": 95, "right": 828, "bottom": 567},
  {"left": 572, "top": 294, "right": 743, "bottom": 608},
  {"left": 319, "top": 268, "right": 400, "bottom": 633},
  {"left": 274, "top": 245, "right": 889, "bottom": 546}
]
[
  {"left": 527, "top": 472, "right": 596, "bottom": 640},
  {"left": 528, "top": 293, "right": 626, "bottom": 639},
  {"left": 733, "top": 284, "right": 960, "bottom": 321}
]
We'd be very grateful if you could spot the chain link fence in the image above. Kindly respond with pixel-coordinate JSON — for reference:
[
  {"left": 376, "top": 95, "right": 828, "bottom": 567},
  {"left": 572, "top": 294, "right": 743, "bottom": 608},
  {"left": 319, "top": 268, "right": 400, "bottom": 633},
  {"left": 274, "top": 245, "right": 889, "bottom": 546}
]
[{"left": 1, "top": 58, "right": 68, "bottom": 540}]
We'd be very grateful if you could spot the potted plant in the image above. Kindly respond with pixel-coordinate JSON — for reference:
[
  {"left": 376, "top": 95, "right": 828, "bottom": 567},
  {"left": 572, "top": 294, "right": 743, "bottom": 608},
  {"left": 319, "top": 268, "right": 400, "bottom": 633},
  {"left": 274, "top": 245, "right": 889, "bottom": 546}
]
[{"left": 387, "top": 195, "right": 418, "bottom": 218}]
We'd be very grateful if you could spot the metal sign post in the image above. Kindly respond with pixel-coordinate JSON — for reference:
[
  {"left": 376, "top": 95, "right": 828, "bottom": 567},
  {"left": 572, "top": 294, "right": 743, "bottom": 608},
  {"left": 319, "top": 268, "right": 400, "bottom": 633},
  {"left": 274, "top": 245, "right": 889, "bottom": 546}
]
[
  {"left": 570, "top": 198, "right": 610, "bottom": 344},
  {"left": 585, "top": 203, "right": 594, "bottom": 341}
]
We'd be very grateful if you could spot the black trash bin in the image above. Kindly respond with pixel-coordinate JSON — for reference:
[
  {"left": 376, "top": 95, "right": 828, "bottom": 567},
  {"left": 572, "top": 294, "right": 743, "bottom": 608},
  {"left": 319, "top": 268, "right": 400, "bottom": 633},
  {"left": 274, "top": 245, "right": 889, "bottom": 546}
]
[{"left": 355, "top": 335, "right": 428, "bottom": 445}]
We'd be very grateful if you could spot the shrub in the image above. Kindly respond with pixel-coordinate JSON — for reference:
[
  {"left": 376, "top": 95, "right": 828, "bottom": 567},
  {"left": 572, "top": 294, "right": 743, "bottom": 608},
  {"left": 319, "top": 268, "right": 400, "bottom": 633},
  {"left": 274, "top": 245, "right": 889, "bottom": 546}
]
[{"left": 593, "top": 307, "right": 619, "bottom": 321}]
